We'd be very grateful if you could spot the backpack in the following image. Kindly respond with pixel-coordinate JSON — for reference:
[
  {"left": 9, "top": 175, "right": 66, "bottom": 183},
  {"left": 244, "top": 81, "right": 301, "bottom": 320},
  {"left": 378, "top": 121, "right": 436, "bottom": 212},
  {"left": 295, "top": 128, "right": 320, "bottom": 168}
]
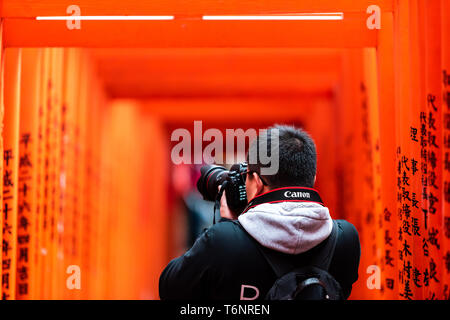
[{"left": 257, "top": 220, "right": 343, "bottom": 300}]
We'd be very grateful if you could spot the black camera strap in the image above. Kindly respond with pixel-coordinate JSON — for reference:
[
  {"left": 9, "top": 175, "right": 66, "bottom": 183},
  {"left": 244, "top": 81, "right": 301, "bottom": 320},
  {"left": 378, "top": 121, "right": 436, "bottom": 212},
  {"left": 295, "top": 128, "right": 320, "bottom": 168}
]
[
  {"left": 242, "top": 187, "right": 324, "bottom": 214},
  {"left": 213, "top": 181, "right": 228, "bottom": 225}
]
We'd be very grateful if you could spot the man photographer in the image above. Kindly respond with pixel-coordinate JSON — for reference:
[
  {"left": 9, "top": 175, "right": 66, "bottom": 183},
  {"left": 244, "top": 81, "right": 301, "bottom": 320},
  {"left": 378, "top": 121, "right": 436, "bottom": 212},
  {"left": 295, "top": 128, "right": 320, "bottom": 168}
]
[{"left": 159, "top": 125, "right": 360, "bottom": 300}]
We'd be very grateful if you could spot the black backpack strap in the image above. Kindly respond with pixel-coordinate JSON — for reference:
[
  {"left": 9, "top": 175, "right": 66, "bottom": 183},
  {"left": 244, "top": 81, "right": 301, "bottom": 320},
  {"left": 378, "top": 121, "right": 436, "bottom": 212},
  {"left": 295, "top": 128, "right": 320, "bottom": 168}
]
[
  {"left": 258, "top": 245, "right": 293, "bottom": 278},
  {"left": 310, "top": 220, "right": 339, "bottom": 271},
  {"left": 253, "top": 220, "right": 339, "bottom": 278}
]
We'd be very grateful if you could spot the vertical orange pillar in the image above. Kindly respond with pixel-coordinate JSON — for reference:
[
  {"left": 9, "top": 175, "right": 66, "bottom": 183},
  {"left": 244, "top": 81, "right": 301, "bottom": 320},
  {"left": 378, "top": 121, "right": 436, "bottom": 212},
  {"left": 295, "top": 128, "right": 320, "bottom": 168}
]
[
  {"left": 0, "top": 17, "right": 4, "bottom": 302},
  {"left": 41, "top": 48, "right": 57, "bottom": 300},
  {"left": 363, "top": 48, "right": 384, "bottom": 299},
  {"left": 76, "top": 51, "right": 89, "bottom": 299},
  {"left": 85, "top": 54, "right": 106, "bottom": 299},
  {"left": 35, "top": 48, "right": 50, "bottom": 300},
  {"left": 50, "top": 48, "right": 64, "bottom": 300},
  {"left": 441, "top": 0, "right": 450, "bottom": 300},
  {"left": 336, "top": 49, "right": 368, "bottom": 299},
  {"left": 99, "top": 105, "right": 115, "bottom": 299},
  {"left": 61, "top": 48, "right": 81, "bottom": 300},
  {"left": 408, "top": 0, "right": 425, "bottom": 300},
  {"left": 2, "top": 48, "right": 21, "bottom": 300},
  {"left": 138, "top": 110, "right": 170, "bottom": 299},
  {"left": 104, "top": 101, "right": 138, "bottom": 298},
  {"left": 87, "top": 71, "right": 104, "bottom": 300},
  {"left": 96, "top": 108, "right": 110, "bottom": 299},
  {"left": 84, "top": 54, "right": 96, "bottom": 299},
  {"left": 377, "top": 11, "right": 399, "bottom": 299},
  {"left": 94, "top": 71, "right": 108, "bottom": 299},
  {"left": 344, "top": 48, "right": 385, "bottom": 300},
  {"left": 422, "top": 0, "right": 444, "bottom": 300},
  {"left": 17, "top": 48, "right": 42, "bottom": 299},
  {"left": 394, "top": 0, "right": 417, "bottom": 300}
]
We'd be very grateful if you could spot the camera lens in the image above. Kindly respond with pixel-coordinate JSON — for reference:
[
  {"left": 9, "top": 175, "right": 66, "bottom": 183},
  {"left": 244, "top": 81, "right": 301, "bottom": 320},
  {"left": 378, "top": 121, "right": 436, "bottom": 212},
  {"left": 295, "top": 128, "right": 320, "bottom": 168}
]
[{"left": 196, "top": 165, "right": 229, "bottom": 201}]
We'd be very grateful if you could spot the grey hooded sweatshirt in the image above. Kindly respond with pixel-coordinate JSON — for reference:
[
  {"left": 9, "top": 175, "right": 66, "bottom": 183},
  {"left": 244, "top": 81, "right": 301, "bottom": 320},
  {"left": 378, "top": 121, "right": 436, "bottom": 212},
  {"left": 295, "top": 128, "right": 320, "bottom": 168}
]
[{"left": 238, "top": 201, "right": 333, "bottom": 255}]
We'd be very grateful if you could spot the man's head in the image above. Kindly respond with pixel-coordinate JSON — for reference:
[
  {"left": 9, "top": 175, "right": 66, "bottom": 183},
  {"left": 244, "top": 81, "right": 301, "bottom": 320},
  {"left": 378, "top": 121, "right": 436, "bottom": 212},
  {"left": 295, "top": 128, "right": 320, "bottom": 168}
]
[{"left": 245, "top": 125, "right": 317, "bottom": 201}]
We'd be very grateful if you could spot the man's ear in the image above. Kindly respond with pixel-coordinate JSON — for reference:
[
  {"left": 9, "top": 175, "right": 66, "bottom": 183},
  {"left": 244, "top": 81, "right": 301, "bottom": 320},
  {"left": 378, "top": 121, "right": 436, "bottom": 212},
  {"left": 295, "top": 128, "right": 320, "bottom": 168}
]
[{"left": 254, "top": 172, "right": 265, "bottom": 195}]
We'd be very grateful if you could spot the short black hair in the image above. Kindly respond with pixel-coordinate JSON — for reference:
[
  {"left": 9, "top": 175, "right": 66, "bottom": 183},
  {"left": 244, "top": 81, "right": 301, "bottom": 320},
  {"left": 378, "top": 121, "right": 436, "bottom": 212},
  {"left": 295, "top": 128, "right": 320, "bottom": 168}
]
[{"left": 247, "top": 124, "right": 317, "bottom": 188}]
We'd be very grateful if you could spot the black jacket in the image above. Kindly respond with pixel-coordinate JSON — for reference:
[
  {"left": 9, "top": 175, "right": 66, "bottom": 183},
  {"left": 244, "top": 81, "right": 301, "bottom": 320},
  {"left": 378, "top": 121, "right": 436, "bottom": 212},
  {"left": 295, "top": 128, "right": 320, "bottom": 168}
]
[{"left": 159, "top": 217, "right": 360, "bottom": 300}]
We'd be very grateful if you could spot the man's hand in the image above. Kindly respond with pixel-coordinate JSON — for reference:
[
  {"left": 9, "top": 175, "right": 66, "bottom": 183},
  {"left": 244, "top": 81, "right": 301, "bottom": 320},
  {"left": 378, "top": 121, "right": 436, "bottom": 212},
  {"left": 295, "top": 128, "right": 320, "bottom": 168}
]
[{"left": 218, "top": 186, "right": 239, "bottom": 220}]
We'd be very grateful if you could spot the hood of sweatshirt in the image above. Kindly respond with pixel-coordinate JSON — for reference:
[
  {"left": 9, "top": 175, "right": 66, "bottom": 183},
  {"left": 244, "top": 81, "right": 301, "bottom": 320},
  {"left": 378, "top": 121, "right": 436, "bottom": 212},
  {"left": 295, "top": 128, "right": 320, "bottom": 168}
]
[{"left": 237, "top": 201, "right": 333, "bottom": 255}]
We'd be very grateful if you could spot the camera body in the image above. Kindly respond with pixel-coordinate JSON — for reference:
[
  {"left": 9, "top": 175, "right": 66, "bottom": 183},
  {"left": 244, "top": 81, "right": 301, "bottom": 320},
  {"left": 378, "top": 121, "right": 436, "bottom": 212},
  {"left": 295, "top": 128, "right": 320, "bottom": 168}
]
[{"left": 196, "top": 163, "right": 248, "bottom": 214}]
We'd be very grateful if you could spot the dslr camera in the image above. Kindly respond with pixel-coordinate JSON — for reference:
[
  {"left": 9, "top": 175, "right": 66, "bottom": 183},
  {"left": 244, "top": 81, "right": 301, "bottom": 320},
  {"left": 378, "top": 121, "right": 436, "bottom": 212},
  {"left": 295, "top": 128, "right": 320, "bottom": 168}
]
[{"left": 196, "top": 163, "right": 248, "bottom": 214}]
